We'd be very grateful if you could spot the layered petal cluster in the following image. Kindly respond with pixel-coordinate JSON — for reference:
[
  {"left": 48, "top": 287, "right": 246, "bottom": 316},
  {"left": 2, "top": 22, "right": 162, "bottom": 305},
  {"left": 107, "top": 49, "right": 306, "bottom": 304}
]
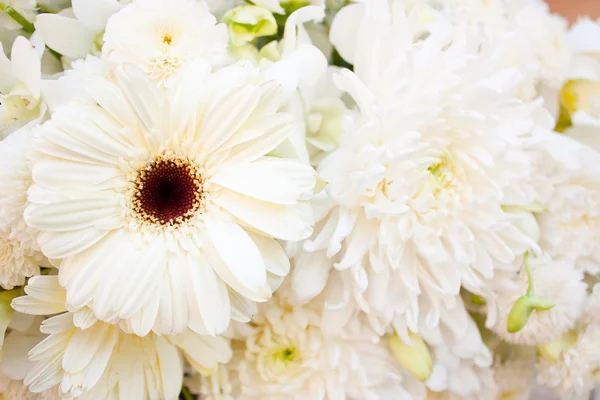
[
  {"left": 0, "top": 128, "right": 47, "bottom": 289},
  {"left": 103, "top": 0, "right": 229, "bottom": 86},
  {"left": 11, "top": 276, "right": 232, "bottom": 399},
  {"left": 293, "top": 0, "right": 541, "bottom": 336},
  {"left": 24, "top": 60, "right": 315, "bottom": 336},
  {"left": 222, "top": 296, "right": 423, "bottom": 400}
]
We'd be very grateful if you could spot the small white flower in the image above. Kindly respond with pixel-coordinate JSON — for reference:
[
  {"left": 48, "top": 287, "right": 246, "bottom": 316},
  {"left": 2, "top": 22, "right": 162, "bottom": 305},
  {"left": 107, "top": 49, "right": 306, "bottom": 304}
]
[
  {"left": 12, "top": 275, "right": 232, "bottom": 399},
  {"left": 103, "top": 0, "right": 229, "bottom": 87},
  {"left": 488, "top": 253, "right": 587, "bottom": 346},
  {"left": 0, "top": 36, "right": 45, "bottom": 134},
  {"left": 25, "top": 61, "right": 315, "bottom": 336}
]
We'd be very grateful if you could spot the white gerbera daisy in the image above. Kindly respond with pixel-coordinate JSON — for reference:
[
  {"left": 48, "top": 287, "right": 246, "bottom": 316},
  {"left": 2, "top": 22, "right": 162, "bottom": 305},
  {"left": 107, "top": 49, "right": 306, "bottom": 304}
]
[
  {"left": 0, "top": 128, "right": 47, "bottom": 289},
  {"left": 295, "top": 0, "right": 539, "bottom": 335},
  {"left": 488, "top": 253, "right": 586, "bottom": 346},
  {"left": 11, "top": 275, "right": 232, "bottom": 399},
  {"left": 224, "top": 297, "right": 422, "bottom": 400},
  {"left": 24, "top": 60, "right": 315, "bottom": 336},
  {"left": 103, "top": 0, "right": 229, "bottom": 86}
]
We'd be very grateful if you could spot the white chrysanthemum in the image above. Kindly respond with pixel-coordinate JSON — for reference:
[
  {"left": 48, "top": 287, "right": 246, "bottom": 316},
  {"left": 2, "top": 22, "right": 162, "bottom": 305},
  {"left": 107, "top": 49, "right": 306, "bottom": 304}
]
[
  {"left": 0, "top": 128, "right": 47, "bottom": 289},
  {"left": 537, "top": 324, "right": 600, "bottom": 397},
  {"left": 535, "top": 131, "right": 600, "bottom": 274},
  {"left": 488, "top": 253, "right": 586, "bottom": 345},
  {"left": 11, "top": 275, "right": 232, "bottom": 399},
  {"left": 294, "top": 0, "right": 540, "bottom": 335},
  {"left": 103, "top": 0, "right": 229, "bottom": 86},
  {"left": 24, "top": 61, "right": 315, "bottom": 336},
  {"left": 224, "top": 298, "right": 422, "bottom": 400}
]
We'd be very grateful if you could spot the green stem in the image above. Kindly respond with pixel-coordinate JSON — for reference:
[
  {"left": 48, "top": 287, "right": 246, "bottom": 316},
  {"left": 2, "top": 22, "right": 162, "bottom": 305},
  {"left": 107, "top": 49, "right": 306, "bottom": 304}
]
[
  {"left": 523, "top": 251, "right": 534, "bottom": 297},
  {"left": 0, "top": 2, "right": 35, "bottom": 33},
  {"left": 180, "top": 387, "right": 194, "bottom": 400}
]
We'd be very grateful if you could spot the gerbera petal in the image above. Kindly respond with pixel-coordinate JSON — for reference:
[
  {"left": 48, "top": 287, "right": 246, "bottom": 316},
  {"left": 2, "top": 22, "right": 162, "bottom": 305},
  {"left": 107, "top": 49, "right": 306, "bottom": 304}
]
[
  {"left": 248, "top": 232, "right": 290, "bottom": 276},
  {"left": 155, "top": 336, "right": 183, "bottom": 400},
  {"left": 216, "top": 114, "right": 294, "bottom": 165},
  {"left": 205, "top": 218, "right": 267, "bottom": 293},
  {"left": 37, "top": 228, "right": 109, "bottom": 259},
  {"left": 209, "top": 157, "right": 315, "bottom": 205},
  {"left": 25, "top": 197, "right": 122, "bottom": 232},
  {"left": 197, "top": 84, "right": 260, "bottom": 157},
  {"left": 115, "top": 64, "right": 168, "bottom": 145},
  {"left": 214, "top": 189, "right": 313, "bottom": 241},
  {"left": 185, "top": 252, "right": 230, "bottom": 336}
]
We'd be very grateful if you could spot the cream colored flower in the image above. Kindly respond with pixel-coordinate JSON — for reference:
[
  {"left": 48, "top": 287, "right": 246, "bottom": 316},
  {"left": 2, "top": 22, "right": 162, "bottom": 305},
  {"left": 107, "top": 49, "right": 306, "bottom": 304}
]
[
  {"left": 0, "top": 128, "right": 47, "bottom": 289},
  {"left": 12, "top": 275, "right": 232, "bottom": 399},
  {"left": 103, "top": 0, "right": 229, "bottom": 87},
  {"left": 25, "top": 61, "right": 315, "bottom": 336}
]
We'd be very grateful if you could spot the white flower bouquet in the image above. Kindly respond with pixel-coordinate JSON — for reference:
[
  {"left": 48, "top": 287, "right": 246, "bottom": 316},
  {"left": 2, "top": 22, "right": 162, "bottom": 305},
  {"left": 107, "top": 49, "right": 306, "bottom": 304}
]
[{"left": 0, "top": 0, "right": 599, "bottom": 399}]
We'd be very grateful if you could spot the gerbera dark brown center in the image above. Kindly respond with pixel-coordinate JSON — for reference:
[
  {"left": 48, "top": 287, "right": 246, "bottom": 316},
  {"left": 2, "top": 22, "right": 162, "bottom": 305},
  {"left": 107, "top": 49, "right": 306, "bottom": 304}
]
[{"left": 132, "top": 156, "right": 204, "bottom": 226}]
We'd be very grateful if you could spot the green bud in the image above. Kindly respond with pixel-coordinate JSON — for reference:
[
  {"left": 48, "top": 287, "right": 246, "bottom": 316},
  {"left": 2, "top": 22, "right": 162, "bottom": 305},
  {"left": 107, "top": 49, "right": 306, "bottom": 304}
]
[
  {"left": 506, "top": 252, "right": 555, "bottom": 333},
  {"left": 506, "top": 295, "right": 555, "bottom": 333},
  {"left": 224, "top": 5, "right": 278, "bottom": 47},
  {"left": 389, "top": 332, "right": 432, "bottom": 382}
]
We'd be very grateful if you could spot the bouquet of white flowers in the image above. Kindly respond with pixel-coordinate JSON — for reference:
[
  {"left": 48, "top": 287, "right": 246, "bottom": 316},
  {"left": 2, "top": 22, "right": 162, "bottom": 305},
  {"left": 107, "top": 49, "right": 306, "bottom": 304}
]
[{"left": 0, "top": 0, "right": 599, "bottom": 399}]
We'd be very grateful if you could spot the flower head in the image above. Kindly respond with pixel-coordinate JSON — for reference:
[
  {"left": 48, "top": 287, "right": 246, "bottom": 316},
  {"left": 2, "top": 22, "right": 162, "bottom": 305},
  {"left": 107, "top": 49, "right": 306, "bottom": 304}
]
[
  {"left": 24, "top": 61, "right": 315, "bottom": 336},
  {"left": 222, "top": 297, "right": 421, "bottom": 400},
  {"left": 295, "top": 0, "right": 540, "bottom": 336},
  {"left": 12, "top": 275, "right": 232, "bottom": 399},
  {"left": 103, "top": 0, "right": 229, "bottom": 86}
]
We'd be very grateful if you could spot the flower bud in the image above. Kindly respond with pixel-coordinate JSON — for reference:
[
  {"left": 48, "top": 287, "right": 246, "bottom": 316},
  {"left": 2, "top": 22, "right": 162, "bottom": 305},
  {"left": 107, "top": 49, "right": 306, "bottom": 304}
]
[
  {"left": 224, "top": 5, "right": 278, "bottom": 46},
  {"left": 506, "top": 295, "right": 555, "bottom": 333},
  {"left": 389, "top": 332, "right": 432, "bottom": 382}
]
